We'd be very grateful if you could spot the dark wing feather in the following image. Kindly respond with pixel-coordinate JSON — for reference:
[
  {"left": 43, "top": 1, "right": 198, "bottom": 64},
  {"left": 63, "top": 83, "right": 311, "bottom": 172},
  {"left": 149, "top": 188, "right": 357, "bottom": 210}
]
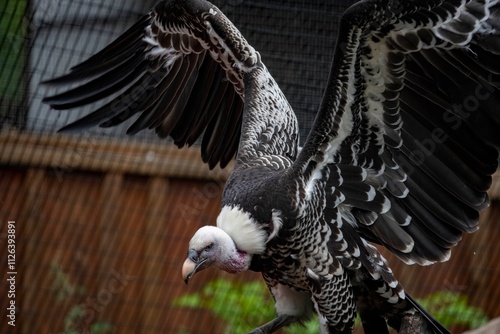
[
  {"left": 43, "top": 55, "right": 149, "bottom": 110},
  {"left": 293, "top": 0, "right": 499, "bottom": 266},
  {"left": 169, "top": 53, "right": 219, "bottom": 142},
  {"left": 42, "top": 15, "right": 150, "bottom": 86},
  {"left": 42, "top": 0, "right": 298, "bottom": 169}
]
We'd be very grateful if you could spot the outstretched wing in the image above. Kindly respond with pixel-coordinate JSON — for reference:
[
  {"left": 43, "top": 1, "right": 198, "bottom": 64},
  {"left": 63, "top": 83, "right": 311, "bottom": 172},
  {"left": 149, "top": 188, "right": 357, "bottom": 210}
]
[
  {"left": 42, "top": 0, "right": 298, "bottom": 169},
  {"left": 293, "top": 0, "right": 500, "bottom": 265}
]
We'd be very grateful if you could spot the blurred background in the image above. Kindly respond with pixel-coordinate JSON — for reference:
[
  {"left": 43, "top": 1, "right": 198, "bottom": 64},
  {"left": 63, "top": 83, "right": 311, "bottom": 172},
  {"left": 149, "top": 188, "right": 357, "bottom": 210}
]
[{"left": 1, "top": 0, "right": 499, "bottom": 333}]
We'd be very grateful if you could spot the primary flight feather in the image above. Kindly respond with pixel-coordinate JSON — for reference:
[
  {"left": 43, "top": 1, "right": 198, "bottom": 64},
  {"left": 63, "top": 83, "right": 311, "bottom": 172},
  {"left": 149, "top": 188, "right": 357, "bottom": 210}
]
[{"left": 43, "top": 0, "right": 500, "bottom": 333}]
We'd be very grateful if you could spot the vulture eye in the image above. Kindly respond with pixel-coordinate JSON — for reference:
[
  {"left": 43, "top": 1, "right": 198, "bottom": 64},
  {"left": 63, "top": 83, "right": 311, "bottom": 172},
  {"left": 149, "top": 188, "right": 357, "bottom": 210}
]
[{"left": 204, "top": 243, "right": 214, "bottom": 252}]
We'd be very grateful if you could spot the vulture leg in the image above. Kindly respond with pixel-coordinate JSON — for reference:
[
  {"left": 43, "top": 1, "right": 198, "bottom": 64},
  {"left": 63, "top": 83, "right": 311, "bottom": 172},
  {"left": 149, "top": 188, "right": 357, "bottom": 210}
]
[
  {"left": 246, "top": 314, "right": 300, "bottom": 334},
  {"left": 398, "top": 313, "right": 432, "bottom": 334},
  {"left": 392, "top": 293, "right": 449, "bottom": 334}
]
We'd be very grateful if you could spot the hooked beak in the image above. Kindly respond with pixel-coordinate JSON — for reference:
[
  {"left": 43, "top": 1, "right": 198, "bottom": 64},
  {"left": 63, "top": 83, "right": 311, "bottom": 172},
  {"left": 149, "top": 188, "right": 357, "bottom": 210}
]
[{"left": 182, "top": 250, "right": 207, "bottom": 284}]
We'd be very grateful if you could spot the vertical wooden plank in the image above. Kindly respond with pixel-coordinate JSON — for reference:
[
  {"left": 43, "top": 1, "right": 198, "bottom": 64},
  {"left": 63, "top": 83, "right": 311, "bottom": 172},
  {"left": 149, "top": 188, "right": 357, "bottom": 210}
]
[
  {"left": 95, "top": 173, "right": 124, "bottom": 333},
  {"left": 93, "top": 174, "right": 150, "bottom": 334},
  {"left": 142, "top": 176, "right": 169, "bottom": 332},
  {"left": 99, "top": 173, "right": 123, "bottom": 273},
  {"left": 19, "top": 169, "right": 46, "bottom": 334},
  {"left": 115, "top": 176, "right": 148, "bottom": 333}
]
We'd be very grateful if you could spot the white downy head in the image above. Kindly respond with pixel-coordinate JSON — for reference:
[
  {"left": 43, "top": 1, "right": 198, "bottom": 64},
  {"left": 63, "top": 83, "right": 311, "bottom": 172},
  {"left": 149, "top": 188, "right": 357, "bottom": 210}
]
[{"left": 182, "top": 226, "right": 252, "bottom": 283}]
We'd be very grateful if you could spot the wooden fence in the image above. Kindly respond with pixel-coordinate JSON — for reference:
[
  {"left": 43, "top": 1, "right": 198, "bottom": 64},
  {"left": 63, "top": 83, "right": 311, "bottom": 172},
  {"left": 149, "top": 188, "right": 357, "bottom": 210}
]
[{"left": 1, "top": 130, "right": 499, "bottom": 333}]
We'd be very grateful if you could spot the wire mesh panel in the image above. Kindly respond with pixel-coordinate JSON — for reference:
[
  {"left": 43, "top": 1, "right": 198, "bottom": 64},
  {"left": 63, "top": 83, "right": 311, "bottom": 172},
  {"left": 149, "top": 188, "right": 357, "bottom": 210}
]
[
  {"left": 27, "top": 0, "right": 159, "bottom": 132},
  {"left": 1, "top": 0, "right": 500, "bottom": 334},
  {"left": 4, "top": 0, "right": 354, "bottom": 141}
]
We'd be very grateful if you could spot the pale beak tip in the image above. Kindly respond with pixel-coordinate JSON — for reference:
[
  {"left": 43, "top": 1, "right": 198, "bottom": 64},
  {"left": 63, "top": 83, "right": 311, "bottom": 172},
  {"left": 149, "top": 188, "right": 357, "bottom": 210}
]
[{"left": 182, "top": 257, "right": 196, "bottom": 284}]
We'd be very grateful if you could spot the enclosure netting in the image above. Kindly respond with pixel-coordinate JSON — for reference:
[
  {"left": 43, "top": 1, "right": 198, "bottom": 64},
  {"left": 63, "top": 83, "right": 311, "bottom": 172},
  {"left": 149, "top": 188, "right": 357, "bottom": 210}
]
[
  {"left": 2, "top": 0, "right": 350, "bottom": 141},
  {"left": 1, "top": 1, "right": 499, "bottom": 334}
]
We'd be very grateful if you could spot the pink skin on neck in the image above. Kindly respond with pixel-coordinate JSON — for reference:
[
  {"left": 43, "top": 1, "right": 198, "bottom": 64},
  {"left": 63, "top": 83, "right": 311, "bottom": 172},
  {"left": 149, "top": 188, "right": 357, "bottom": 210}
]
[{"left": 223, "top": 249, "right": 250, "bottom": 274}]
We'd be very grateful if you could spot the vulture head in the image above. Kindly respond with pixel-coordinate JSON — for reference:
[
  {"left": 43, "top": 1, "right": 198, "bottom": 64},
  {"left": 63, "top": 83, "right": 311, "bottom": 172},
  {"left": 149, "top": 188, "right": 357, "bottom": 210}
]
[{"left": 182, "top": 225, "right": 253, "bottom": 283}]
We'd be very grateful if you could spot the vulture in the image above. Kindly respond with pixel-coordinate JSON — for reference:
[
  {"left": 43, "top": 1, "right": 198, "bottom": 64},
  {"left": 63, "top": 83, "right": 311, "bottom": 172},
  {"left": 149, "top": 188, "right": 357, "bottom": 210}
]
[{"left": 42, "top": 0, "right": 500, "bottom": 333}]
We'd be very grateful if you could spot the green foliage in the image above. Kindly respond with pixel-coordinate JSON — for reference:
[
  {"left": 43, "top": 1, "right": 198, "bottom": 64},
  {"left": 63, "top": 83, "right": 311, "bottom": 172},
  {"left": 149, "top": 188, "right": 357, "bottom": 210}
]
[
  {"left": 173, "top": 278, "right": 323, "bottom": 333},
  {"left": 285, "top": 316, "right": 320, "bottom": 334},
  {"left": 174, "top": 277, "right": 490, "bottom": 333},
  {"left": 62, "top": 305, "right": 113, "bottom": 334},
  {"left": 51, "top": 261, "right": 113, "bottom": 334},
  {"left": 417, "top": 291, "right": 489, "bottom": 330},
  {"left": 50, "top": 261, "right": 86, "bottom": 302},
  {"left": 174, "top": 278, "right": 274, "bottom": 333}
]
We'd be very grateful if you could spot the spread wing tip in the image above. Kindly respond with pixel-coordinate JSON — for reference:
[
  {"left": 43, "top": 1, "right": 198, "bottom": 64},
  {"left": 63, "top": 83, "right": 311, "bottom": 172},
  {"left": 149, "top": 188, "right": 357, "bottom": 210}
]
[{"left": 41, "top": 0, "right": 256, "bottom": 170}]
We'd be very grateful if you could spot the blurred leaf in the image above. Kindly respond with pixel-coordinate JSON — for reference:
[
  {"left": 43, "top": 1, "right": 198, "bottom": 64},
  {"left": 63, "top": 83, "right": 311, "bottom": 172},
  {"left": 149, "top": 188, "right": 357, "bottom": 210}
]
[
  {"left": 90, "top": 322, "right": 113, "bottom": 334},
  {"left": 172, "top": 294, "right": 203, "bottom": 308},
  {"left": 418, "top": 291, "right": 489, "bottom": 330},
  {"left": 286, "top": 316, "right": 319, "bottom": 334},
  {"left": 50, "top": 261, "right": 86, "bottom": 301}
]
